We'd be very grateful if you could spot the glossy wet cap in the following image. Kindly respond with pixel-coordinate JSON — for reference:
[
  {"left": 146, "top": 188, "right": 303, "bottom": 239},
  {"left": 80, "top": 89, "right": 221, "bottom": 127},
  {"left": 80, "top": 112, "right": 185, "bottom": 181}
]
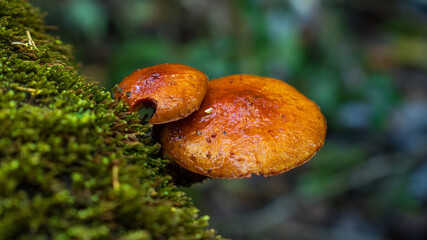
[
  {"left": 115, "top": 63, "right": 208, "bottom": 124},
  {"left": 160, "top": 74, "right": 327, "bottom": 178}
]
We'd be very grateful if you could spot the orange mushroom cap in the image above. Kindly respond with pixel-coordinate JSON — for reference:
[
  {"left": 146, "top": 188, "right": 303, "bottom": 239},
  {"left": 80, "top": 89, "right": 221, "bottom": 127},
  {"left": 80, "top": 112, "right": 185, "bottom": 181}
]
[
  {"left": 160, "top": 74, "right": 327, "bottom": 178},
  {"left": 115, "top": 63, "right": 208, "bottom": 124}
]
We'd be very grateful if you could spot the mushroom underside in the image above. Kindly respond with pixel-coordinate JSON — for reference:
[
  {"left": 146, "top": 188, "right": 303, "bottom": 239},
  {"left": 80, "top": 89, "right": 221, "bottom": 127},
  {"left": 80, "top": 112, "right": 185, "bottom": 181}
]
[{"left": 134, "top": 98, "right": 157, "bottom": 122}]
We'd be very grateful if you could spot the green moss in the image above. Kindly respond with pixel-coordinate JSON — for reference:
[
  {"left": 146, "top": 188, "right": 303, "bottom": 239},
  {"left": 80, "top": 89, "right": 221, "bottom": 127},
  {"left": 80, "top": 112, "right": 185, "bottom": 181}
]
[{"left": 0, "top": 1, "right": 224, "bottom": 239}]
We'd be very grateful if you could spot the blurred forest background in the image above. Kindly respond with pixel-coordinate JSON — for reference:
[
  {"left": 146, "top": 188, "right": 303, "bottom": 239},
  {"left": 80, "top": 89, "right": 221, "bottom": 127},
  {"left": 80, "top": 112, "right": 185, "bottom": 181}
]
[{"left": 32, "top": 0, "right": 427, "bottom": 239}]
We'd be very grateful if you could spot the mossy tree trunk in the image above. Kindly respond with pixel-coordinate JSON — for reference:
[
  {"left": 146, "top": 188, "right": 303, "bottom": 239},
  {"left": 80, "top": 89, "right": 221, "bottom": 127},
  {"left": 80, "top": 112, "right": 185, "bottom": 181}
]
[{"left": 0, "top": 1, "right": 223, "bottom": 239}]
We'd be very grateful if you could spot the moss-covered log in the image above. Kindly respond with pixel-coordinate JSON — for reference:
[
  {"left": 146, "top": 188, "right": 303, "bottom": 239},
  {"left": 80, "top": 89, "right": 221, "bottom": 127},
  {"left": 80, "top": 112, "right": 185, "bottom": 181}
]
[{"left": 0, "top": 1, "right": 223, "bottom": 239}]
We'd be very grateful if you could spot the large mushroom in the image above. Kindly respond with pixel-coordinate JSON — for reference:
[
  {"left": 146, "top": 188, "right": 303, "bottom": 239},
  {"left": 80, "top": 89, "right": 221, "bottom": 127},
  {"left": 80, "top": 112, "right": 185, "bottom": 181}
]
[
  {"left": 114, "top": 63, "right": 208, "bottom": 124},
  {"left": 160, "top": 74, "right": 327, "bottom": 179}
]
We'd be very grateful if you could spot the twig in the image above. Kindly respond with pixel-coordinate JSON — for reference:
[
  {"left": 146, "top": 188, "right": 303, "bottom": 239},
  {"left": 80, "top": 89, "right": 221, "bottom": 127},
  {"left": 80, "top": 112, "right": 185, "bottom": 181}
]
[
  {"left": 112, "top": 163, "right": 120, "bottom": 190},
  {"left": 15, "top": 86, "right": 41, "bottom": 95},
  {"left": 12, "top": 30, "right": 44, "bottom": 53}
]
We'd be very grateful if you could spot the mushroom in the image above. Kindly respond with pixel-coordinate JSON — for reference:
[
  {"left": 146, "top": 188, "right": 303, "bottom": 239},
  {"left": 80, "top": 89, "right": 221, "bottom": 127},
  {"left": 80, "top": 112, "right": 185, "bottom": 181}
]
[
  {"left": 114, "top": 63, "right": 208, "bottom": 124},
  {"left": 160, "top": 74, "right": 327, "bottom": 179}
]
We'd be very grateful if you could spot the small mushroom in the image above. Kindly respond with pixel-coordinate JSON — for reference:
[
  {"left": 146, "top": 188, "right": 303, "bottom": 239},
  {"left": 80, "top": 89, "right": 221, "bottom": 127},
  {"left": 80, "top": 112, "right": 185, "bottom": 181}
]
[
  {"left": 160, "top": 74, "right": 327, "bottom": 179},
  {"left": 114, "top": 63, "right": 208, "bottom": 124}
]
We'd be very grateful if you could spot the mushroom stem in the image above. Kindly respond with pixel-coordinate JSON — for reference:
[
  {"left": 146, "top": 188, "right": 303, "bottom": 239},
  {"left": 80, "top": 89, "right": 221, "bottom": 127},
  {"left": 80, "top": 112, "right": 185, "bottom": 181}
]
[{"left": 164, "top": 157, "right": 208, "bottom": 186}]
